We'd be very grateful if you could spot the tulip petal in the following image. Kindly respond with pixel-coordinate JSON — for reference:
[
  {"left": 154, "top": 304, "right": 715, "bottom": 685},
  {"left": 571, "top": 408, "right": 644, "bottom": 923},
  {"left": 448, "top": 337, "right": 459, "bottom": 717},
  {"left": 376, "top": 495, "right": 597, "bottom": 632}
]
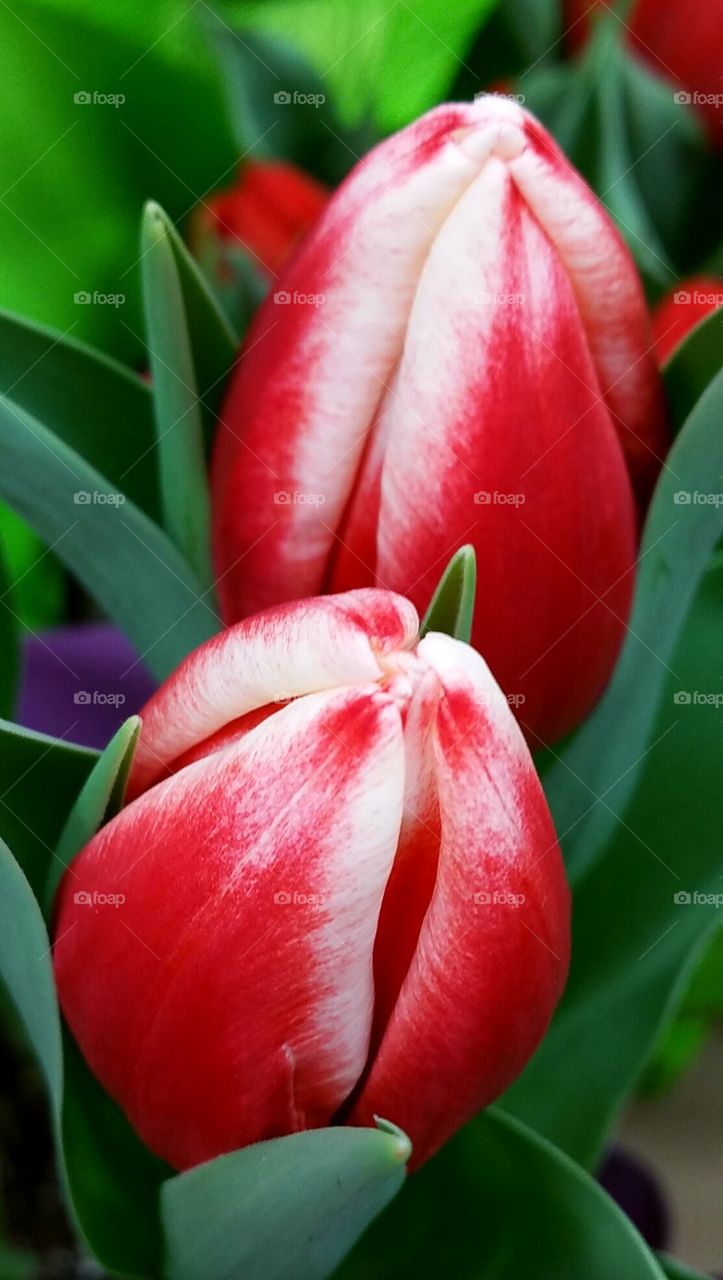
[
  {"left": 507, "top": 115, "right": 668, "bottom": 496},
  {"left": 129, "top": 589, "right": 417, "bottom": 796},
  {"left": 54, "top": 684, "right": 405, "bottom": 1170},
  {"left": 350, "top": 633, "right": 570, "bottom": 1167},
  {"left": 212, "top": 101, "right": 540, "bottom": 619},
  {"left": 333, "top": 154, "right": 637, "bottom": 742}
]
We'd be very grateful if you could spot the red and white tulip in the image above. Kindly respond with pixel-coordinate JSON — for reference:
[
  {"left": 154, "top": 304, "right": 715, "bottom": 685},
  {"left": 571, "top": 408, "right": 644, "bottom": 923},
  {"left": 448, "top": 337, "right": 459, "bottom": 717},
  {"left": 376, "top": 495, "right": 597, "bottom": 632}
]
[
  {"left": 212, "top": 96, "right": 666, "bottom": 745},
  {"left": 53, "top": 590, "right": 569, "bottom": 1172}
]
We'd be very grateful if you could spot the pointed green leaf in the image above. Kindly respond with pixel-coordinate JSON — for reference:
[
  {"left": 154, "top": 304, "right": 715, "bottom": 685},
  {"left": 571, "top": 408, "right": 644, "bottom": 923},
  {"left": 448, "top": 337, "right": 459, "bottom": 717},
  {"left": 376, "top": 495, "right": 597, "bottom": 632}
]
[
  {"left": 0, "top": 720, "right": 96, "bottom": 898},
  {"left": 0, "top": 308, "right": 159, "bottom": 520},
  {"left": 505, "top": 553, "right": 723, "bottom": 1167},
  {"left": 336, "top": 1108, "right": 665, "bottom": 1280},
  {"left": 44, "top": 716, "right": 141, "bottom": 914},
  {"left": 141, "top": 204, "right": 213, "bottom": 586},
  {"left": 142, "top": 202, "right": 237, "bottom": 431},
  {"left": 0, "top": 394, "right": 218, "bottom": 681},
  {"left": 161, "top": 1124, "right": 410, "bottom": 1280},
  {"left": 420, "top": 546, "right": 476, "bottom": 643},
  {"left": 201, "top": 14, "right": 371, "bottom": 186},
  {"left": 0, "top": 834, "right": 167, "bottom": 1279},
  {"left": 542, "top": 365, "right": 723, "bottom": 880}
]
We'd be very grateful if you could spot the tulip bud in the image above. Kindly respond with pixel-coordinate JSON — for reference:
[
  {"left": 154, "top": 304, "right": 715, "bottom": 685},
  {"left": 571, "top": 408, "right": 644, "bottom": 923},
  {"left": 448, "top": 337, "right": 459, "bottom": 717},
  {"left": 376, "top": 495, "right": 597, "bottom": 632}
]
[
  {"left": 212, "top": 96, "right": 666, "bottom": 745},
  {"left": 652, "top": 276, "right": 723, "bottom": 364},
  {"left": 54, "top": 590, "right": 569, "bottom": 1172},
  {"left": 566, "top": 0, "right": 723, "bottom": 145},
  {"left": 188, "top": 159, "right": 329, "bottom": 281}
]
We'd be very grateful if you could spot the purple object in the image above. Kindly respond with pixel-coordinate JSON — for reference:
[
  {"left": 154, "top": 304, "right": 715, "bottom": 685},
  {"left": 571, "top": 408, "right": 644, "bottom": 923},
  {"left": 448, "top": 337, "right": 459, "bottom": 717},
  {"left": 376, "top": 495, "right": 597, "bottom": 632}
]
[
  {"left": 599, "top": 1145, "right": 669, "bottom": 1252},
  {"left": 16, "top": 623, "right": 158, "bottom": 751}
]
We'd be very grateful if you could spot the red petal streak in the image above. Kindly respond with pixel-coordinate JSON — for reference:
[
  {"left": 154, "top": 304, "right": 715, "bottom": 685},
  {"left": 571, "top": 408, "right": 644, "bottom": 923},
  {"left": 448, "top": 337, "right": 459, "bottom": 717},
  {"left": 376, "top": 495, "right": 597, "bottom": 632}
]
[
  {"left": 350, "top": 634, "right": 570, "bottom": 1167},
  {"left": 54, "top": 685, "right": 405, "bottom": 1170}
]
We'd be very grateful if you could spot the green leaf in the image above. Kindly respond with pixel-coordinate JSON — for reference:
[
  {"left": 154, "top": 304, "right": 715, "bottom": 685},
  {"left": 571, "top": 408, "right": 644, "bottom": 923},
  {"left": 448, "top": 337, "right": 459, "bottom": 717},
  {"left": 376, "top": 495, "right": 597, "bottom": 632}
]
[
  {"left": 541, "top": 366, "right": 723, "bottom": 881},
  {"left": 61, "top": 1029, "right": 170, "bottom": 1279},
  {"left": 504, "top": 552, "right": 723, "bottom": 1167},
  {"left": 202, "top": 15, "right": 370, "bottom": 186},
  {"left": 450, "top": 0, "right": 561, "bottom": 95},
  {"left": 141, "top": 205, "right": 214, "bottom": 585},
  {"left": 0, "top": 839, "right": 63, "bottom": 1113},
  {"left": 221, "top": 0, "right": 501, "bottom": 136},
  {"left": 162, "top": 1123, "right": 410, "bottom": 1280},
  {"left": 662, "top": 302, "right": 723, "bottom": 433},
  {"left": 0, "top": 308, "right": 159, "bottom": 520},
  {"left": 0, "top": 395, "right": 219, "bottom": 681},
  {"left": 420, "top": 546, "right": 476, "bottom": 643},
  {"left": 658, "top": 1256, "right": 709, "bottom": 1280},
  {"left": 0, "top": 720, "right": 96, "bottom": 898},
  {"left": 0, "top": 505, "right": 65, "bottom": 632},
  {"left": 0, "top": 834, "right": 167, "bottom": 1279},
  {"left": 336, "top": 1108, "right": 665, "bottom": 1280},
  {"left": 0, "top": 0, "right": 237, "bottom": 365},
  {"left": 142, "top": 203, "right": 238, "bottom": 431},
  {"left": 194, "top": 238, "right": 268, "bottom": 339},
  {"left": 44, "top": 716, "right": 141, "bottom": 914}
]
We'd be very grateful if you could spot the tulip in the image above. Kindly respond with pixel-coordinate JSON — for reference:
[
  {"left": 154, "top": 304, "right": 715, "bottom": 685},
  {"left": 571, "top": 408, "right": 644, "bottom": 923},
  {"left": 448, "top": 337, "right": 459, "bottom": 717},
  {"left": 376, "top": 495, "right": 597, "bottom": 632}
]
[
  {"left": 212, "top": 96, "right": 666, "bottom": 745},
  {"left": 652, "top": 276, "right": 723, "bottom": 364},
  {"left": 53, "top": 590, "right": 569, "bottom": 1172},
  {"left": 566, "top": 0, "right": 723, "bottom": 145},
  {"left": 189, "top": 159, "right": 328, "bottom": 280}
]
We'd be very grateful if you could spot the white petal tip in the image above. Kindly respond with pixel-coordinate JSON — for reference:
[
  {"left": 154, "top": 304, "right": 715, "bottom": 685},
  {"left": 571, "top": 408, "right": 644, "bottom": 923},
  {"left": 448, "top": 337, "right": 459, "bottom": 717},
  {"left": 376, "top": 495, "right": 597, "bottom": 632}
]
[{"left": 451, "top": 121, "right": 527, "bottom": 166}]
